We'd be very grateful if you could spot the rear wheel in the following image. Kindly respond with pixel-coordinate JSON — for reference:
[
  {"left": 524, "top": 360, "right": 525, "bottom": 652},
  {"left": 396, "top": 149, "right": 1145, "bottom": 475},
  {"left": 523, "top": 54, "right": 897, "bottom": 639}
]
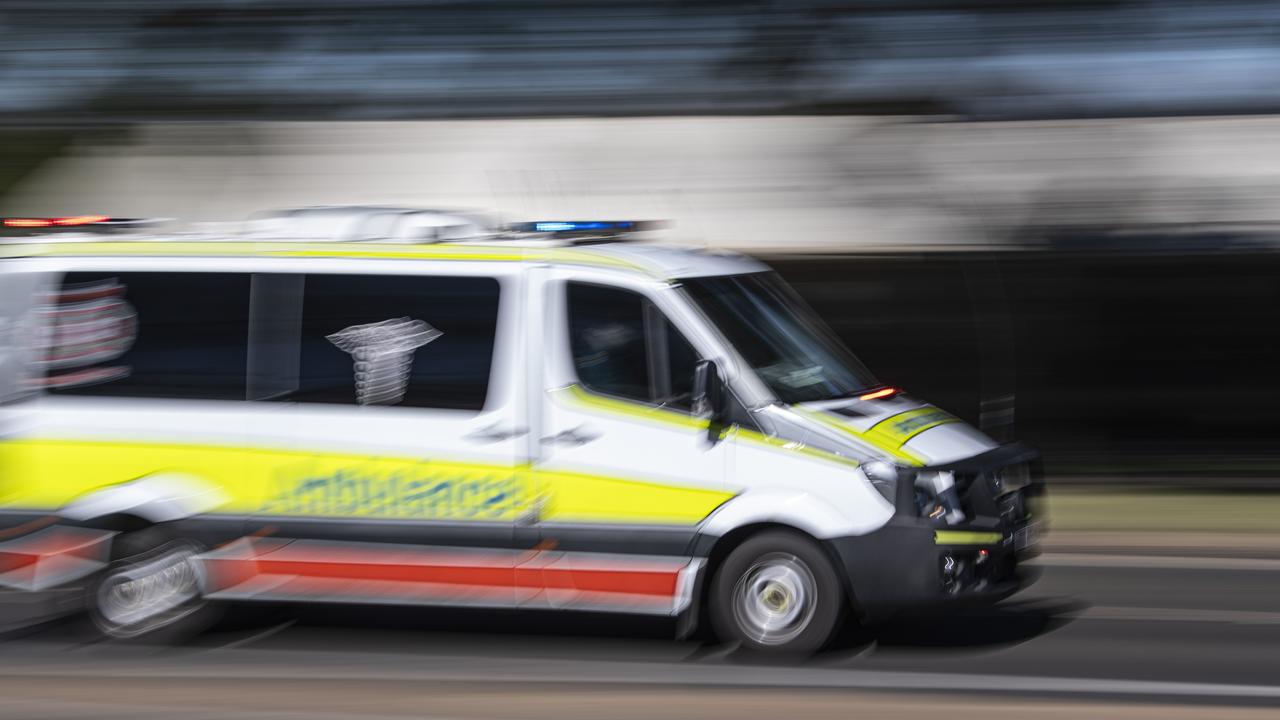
[
  {"left": 708, "top": 530, "right": 846, "bottom": 655},
  {"left": 88, "top": 527, "right": 215, "bottom": 641}
]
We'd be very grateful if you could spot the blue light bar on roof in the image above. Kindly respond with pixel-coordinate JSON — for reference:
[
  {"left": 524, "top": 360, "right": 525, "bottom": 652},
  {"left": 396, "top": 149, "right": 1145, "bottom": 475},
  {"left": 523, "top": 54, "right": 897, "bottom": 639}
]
[{"left": 510, "top": 220, "right": 661, "bottom": 234}]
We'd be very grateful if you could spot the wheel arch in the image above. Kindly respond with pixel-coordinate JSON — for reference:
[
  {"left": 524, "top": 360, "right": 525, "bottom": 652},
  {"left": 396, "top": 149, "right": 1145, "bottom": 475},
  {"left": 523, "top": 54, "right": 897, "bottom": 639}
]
[
  {"left": 57, "top": 472, "right": 229, "bottom": 526},
  {"left": 687, "top": 521, "right": 862, "bottom": 639}
]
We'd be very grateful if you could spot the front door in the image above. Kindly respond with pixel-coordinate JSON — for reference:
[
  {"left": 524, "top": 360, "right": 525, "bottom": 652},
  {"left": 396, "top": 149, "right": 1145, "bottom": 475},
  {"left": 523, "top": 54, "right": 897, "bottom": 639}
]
[{"left": 529, "top": 273, "right": 731, "bottom": 615}]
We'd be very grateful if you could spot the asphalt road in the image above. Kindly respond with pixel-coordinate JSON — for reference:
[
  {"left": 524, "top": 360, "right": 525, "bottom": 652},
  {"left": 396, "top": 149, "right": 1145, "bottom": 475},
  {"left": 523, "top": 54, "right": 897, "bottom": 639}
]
[{"left": 0, "top": 554, "right": 1277, "bottom": 718}]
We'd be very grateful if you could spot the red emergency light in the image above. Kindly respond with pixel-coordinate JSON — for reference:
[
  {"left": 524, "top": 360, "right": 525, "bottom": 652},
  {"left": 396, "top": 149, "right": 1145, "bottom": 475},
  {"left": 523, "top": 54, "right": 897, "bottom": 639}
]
[{"left": 3, "top": 215, "right": 110, "bottom": 228}]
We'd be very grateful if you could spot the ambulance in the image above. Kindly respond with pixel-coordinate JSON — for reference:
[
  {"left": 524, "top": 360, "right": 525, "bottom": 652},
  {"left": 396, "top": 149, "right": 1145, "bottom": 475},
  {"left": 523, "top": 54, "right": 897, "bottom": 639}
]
[{"left": 0, "top": 209, "right": 1042, "bottom": 653}]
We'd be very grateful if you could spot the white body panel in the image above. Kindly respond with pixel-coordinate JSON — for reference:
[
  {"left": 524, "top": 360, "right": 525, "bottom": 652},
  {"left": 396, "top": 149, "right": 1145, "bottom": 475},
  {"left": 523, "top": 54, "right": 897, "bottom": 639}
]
[
  {"left": 59, "top": 472, "right": 228, "bottom": 524},
  {"left": 702, "top": 463, "right": 893, "bottom": 538}
]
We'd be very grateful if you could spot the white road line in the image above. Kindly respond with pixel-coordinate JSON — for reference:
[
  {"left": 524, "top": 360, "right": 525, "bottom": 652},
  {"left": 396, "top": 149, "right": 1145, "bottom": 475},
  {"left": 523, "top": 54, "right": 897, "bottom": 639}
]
[
  {"left": 4, "top": 651, "right": 1280, "bottom": 701},
  {"left": 1078, "top": 606, "right": 1280, "bottom": 625},
  {"left": 799, "top": 671, "right": 1280, "bottom": 700},
  {"left": 214, "top": 619, "right": 297, "bottom": 650},
  {"left": 1035, "top": 553, "right": 1280, "bottom": 571}
]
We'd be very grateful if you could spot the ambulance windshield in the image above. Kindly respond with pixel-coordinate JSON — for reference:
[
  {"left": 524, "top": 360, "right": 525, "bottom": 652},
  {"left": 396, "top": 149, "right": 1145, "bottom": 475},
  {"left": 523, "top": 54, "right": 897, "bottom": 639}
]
[{"left": 681, "top": 272, "right": 878, "bottom": 404}]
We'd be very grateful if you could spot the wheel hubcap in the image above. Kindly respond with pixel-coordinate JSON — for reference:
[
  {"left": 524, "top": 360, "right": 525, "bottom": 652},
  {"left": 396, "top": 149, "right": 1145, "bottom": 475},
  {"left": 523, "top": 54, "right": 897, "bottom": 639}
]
[{"left": 732, "top": 553, "right": 817, "bottom": 646}]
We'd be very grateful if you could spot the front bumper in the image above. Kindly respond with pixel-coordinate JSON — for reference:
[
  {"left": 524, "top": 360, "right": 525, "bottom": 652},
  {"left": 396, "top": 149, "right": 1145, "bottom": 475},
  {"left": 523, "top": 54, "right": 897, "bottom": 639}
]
[
  {"left": 828, "top": 519, "right": 1038, "bottom": 624},
  {"left": 830, "top": 443, "right": 1045, "bottom": 624}
]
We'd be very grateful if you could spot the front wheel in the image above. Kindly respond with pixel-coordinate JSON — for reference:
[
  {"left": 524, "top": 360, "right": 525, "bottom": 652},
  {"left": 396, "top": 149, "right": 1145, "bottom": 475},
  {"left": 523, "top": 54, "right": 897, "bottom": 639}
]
[{"left": 708, "top": 530, "right": 846, "bottom": 655}]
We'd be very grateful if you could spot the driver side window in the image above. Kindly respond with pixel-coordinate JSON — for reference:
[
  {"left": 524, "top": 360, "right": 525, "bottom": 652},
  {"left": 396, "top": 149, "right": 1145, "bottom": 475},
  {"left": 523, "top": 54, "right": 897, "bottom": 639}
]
[{"left": 566, "top": 282, "right": 698, "bottom": 411}]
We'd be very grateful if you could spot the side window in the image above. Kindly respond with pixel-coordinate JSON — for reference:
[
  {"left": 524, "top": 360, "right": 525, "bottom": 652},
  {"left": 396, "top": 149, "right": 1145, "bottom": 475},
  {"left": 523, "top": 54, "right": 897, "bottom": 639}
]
[
  {"left": 45, "top": 272, "right": 251, "bottom": 400},
  {"left": 292, "top": 274, "right": 500, "bottom": 411},
  {"left": 0, "top": 272, "right": 51, "bottom": 404},
  {"left": 567, "top": 282, "right": 699, "bottom": 410},
  {"left": 567, "top": 284, "right": 649, "bottom": 402}
]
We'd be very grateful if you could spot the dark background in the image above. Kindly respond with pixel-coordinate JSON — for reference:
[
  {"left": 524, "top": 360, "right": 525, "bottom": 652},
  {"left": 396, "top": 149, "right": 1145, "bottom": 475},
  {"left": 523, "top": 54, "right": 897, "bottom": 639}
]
[{"left": 774, "top": 248, "right": 1280, "bottom": 480}]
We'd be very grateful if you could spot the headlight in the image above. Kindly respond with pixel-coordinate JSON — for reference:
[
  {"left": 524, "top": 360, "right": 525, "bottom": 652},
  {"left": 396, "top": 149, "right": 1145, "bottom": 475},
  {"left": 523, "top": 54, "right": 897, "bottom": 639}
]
[
  {"left": 992, "top": 462, "right": 1031, "bottom": 496},
  {"left": 861, "top": 461, "right": 899, "bottom": 507}
]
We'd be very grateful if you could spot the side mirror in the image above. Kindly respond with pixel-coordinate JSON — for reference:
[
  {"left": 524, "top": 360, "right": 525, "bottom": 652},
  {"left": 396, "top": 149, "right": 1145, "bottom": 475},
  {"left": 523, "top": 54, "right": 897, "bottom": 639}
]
[{"left": 691, "top": 359, "right": 727, "bottom": 428}]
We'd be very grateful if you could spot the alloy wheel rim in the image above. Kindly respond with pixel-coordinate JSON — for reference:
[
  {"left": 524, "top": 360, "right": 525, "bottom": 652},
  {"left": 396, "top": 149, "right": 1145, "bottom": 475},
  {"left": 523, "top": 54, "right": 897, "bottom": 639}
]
[
  {"left": 731, "top": 553, "right": 817, "bottom": 646},
  {"left": 96, "top": 544, "right": 204, "bottom": 637}
]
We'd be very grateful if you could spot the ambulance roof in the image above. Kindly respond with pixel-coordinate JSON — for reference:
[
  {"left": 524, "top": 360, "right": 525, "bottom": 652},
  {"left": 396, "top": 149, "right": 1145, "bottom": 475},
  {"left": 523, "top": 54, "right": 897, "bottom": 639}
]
[
  {"left": 0, "top": 208, "right": 769, "bottom": 280},
  {"left": 0, "top": 235, "right": 768, "bottom": 281}
]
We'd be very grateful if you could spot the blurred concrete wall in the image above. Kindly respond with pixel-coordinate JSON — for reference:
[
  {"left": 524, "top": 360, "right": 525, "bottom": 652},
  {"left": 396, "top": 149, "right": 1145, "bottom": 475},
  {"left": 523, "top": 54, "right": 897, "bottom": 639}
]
[
  {"left": 5, "top": 118, "right": 931, "bottom": 251},
  {"left": 9, "top": 116, "right": 1280, "bottom": 250}
]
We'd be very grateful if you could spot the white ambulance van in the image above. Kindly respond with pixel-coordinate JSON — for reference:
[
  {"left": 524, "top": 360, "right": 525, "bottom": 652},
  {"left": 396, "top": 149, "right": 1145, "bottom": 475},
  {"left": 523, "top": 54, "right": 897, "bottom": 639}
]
[{"left": 0, "top": 209, "right": 1041, "bottom": 653}]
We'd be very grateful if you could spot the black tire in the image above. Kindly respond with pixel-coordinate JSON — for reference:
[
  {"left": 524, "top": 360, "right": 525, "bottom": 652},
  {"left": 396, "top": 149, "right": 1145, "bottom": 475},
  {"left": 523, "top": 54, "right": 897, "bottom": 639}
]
[
  {"left": 708, "top": 530, "right": 846, "bottom": 655},
  {"left": 86, "top": 526, "right": 219, "bottom": 642}
]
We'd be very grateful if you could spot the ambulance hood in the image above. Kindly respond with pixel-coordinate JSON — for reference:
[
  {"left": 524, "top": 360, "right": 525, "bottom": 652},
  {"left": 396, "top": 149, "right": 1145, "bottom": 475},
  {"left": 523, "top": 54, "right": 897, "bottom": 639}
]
[{"left": 787, "top": 394, "right": 999, "bottom": 467}]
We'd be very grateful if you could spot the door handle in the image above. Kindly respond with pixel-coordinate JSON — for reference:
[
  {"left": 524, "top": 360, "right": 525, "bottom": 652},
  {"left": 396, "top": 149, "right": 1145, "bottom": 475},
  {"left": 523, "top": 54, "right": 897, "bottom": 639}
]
[
  {"left": 539, "top": 425, "right": 601, "bottom": 447},
  {"left": 464, "top": 423, "right": 529, "bottom": 444}
]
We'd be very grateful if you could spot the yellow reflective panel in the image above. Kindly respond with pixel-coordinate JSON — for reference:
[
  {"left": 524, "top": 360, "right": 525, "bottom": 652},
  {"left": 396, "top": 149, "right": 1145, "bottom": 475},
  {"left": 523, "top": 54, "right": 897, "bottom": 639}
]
[
  {"left": 729, "top": 426, "right": 861, "bottom": 469},
  {"left": 866, "top": 407, "right": 960, "bottom": 447},
  {"left": 538, "top": 468, "right": 733, "bottom": 526},
  {"left": 793, "top": 408, "right": 927, "bottom": 466},
  {"left": 0, "top": 438, "right": 733, "bottom": 526},
  {"left": 555, "top": 385, "right": 861, "bottom": 469},
  {"left": 257, "top": 456, "right": 531, "bottom": 521},
  {"left": 541, "top": 387, "right": 730, "bottom": 525},
  {"left": 934, "top": 530, "right": 1002, "bottom": 545},
  {"left": 544, "top": 248, "right": 651, "bottom": 274},
  {"left": 0, "top": 439, "right": 532, "bottom": 522},
  {"left": 278, "top": 246, "right": 528, "bottom": 262},
  {"left": 2, "top": 241, "right": 659, "bottom": 276}
]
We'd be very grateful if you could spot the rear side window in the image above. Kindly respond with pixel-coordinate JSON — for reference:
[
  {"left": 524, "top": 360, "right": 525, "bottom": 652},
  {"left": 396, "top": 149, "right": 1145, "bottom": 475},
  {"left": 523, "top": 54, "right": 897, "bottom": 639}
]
[
  {"left": 291, "top": 274, "right": 500, "bottom": 411},
  {"left": 0, "top": 272, "right": 54, "bottom": 404},
  {"left": 567, "top": 282, "right": 699, "bottom": 410},
  {"left": 45, "top": 272, "right": 251, "bottom": 400},
  {"left": 41, "top": 271, "right": 501, "bottom": 410}
]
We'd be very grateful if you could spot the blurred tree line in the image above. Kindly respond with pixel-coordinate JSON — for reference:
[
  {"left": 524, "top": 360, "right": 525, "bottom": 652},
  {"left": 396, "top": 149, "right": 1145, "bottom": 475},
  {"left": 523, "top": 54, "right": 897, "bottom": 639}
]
[{"left": 5, "top": 0, "right": 1280, "bottom": 121}]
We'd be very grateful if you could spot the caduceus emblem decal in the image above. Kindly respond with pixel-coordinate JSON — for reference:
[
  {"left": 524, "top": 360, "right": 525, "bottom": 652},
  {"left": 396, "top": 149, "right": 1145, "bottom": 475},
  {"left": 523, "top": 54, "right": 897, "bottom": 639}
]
[{"left": 326, "top": 317, "right": 442, "bottom": 405}]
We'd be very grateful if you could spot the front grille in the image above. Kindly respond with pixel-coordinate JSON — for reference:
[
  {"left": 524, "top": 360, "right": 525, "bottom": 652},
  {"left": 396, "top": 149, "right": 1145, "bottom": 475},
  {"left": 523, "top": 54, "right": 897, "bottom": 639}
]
[
  {"left": 954, "top": 469, "right": 1031, "bottom": 526},
  {"left": 997, "top": 490, "right": 1028, "bottom": 524}
]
